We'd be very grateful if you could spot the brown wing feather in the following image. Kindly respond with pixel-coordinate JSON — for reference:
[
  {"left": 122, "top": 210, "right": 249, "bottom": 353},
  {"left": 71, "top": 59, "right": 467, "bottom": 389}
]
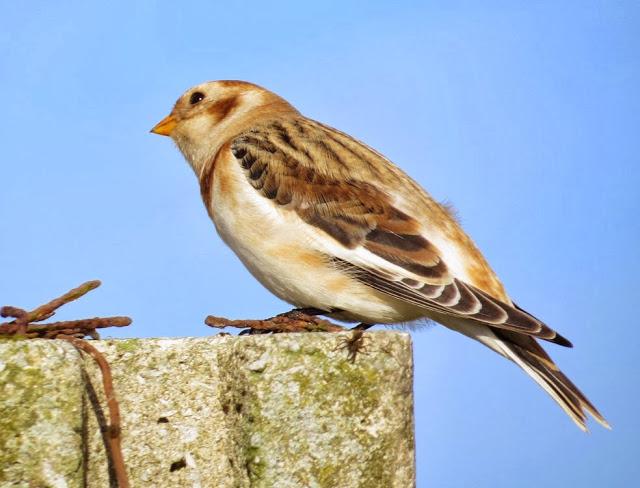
[
  {"left": 230, "top": 118, "right": 570, "bottom": 346},
  {"left": 331, "top": 257, "right": 571, "bottom": 347}
]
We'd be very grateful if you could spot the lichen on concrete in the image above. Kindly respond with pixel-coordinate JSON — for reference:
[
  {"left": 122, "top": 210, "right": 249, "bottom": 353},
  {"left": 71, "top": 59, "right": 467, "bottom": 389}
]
[
  {"left": 224, "top": 332, "right": 416, "bottom": 488},
  {"left": 84, "top": 337, "right": 250, "bottom": 488},
  {"left": 0, "top": 339, "right": 84, "bottom": 488},
  {"left": 2, "top": 332, "right": 415, "bottom": 487}
]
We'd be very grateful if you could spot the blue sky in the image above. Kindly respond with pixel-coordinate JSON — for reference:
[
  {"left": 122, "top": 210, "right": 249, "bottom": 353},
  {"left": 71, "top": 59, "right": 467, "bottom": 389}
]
[{"left": 1, "top": 1, "right": 638, "bottom": 486}]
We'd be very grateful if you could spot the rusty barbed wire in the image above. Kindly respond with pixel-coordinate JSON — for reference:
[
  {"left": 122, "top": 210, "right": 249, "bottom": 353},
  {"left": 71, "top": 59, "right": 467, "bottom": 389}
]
[
  {"left": 205, "top": 308, "right": 346, "bottom": 334},
  {"left": 205, "top": 309, "right": 371, "bottom": 363},
  {"left": 0, "top": 280, "right": 131, "bottom": 488}
]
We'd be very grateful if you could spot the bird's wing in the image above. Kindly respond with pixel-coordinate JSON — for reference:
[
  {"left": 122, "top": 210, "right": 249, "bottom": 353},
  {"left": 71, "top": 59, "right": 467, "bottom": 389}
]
[{"left": 230, "top": 118, "right": 570, "bottom": 346}]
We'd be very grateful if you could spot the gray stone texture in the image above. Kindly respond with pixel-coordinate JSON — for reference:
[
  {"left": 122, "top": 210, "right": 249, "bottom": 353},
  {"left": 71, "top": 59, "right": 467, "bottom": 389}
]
[
  {"left": 0, "top": 340, "right": 85, "bottom": 488},
  {"left": 1, "top": 332, "right": 415, "bottom": 487}
]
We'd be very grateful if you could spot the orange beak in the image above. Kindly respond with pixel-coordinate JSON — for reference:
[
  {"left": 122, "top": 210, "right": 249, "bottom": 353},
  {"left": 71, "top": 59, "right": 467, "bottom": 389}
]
[{"left": 150, "top": 114, "right": 177, "bottom": 136}]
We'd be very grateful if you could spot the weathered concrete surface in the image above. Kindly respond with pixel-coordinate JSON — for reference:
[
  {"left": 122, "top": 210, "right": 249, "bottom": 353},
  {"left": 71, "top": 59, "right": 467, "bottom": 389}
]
[
  {"left": 0, "top": 339, "right": 85, "bottom": 488},
  {"left": 1, "top": 332, "right": 415, "bottom": 488}
]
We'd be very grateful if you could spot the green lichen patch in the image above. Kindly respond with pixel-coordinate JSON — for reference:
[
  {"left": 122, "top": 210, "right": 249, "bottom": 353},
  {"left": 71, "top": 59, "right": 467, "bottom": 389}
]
[
  {"left": 2, "top": 333, "right": 414, "bottom": 487},
  {"left": 0, "top": 340, "right": 84, "bottom": 487},
  {"left": 232, "top": 332, "right": 415, "bottom": 488},
  {"left": 112, "top": 338, "right": 142, "bottom": 354}
]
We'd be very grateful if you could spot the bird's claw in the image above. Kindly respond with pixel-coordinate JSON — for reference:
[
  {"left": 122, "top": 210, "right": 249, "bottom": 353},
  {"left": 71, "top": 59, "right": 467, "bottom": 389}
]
[{"left": 335, "top": 329, "right": 370, "bottom": 363}]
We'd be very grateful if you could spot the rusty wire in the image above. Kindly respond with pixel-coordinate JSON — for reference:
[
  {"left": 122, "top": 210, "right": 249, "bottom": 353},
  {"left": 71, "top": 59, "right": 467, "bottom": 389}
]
[
  {"left": 0, "top": 280, "right": 131, "bottom": 488},
  {"left": 205, "top": 308, "right": 346, "bottom": 334},
  {"left": 205, "top": 309, "right": 371, "bottom": 362}
]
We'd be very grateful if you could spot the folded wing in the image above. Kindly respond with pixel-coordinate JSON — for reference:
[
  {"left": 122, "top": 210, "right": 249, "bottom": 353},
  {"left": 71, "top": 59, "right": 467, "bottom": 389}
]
[{"left": 230, "top": 118, "right": 570, "bottom": 346}]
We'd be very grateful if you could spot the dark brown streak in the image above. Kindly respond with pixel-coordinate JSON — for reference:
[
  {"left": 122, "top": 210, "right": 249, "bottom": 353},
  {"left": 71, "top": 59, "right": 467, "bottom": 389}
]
[
  {"left": 315, "top": 139, "right": 349, "bottom": 169},
  {"left": 292, "top": 119, "right": 306, "bottom": 134},
  {"left": 248, "top": 160, "right": 267, "bottom": 180},
  {"left": 449, "top": 282, "right": 481, "bottom": 314},
  {"left": 469, "top": 292, "right": 509, "bottom": 324},
  {"left": 207, "top": 95, "right": 239, "bottom": 123},
  {"left": 303, "top": 213, "right": 358, "bottom": 248},
  {"left": 366, "top": 228, "right": 429, "bottom": 252},
  {"left": 231, "top": 146, "right": 246, "bottom": 159},
  {"left": 299, "top": 165, "right": 316, "bottom": 183},
  {"left": 271, "top": 122, "right": 299, "bottom": 151},
  {"left": 322, "top": 130, "right": 369, "bottom": 164},
  {"left": 401, "top": 278, "right": 421, "bottom": 287},
  {"left": 263, "top": 178, "right": 278, "bottom": 199},
  {"left": 503, "top": 305, "right": 546, "bottom": 333},
  {"left": 387, "top": 206, "right": 413, "bottom": 222},
  {"left": 316, "top": 123, "right": 385, "bottom": 177},
  {"left": 331, "top": 258, "right": 448, "bottom": 312},
  {"left": 199, "top": 142, "right": 230, "bottom": 212},
  {"left": 237, "top": 135, "right": 277, "bottom": 154},
  {"left": 432, "top": 282, "right": 459, "bottom": 305}
]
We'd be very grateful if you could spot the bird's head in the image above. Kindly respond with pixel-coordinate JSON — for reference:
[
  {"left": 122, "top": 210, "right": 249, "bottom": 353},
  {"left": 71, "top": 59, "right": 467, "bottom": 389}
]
[{"left": 151, "top": 80, "right": 297, "bottom": 174}]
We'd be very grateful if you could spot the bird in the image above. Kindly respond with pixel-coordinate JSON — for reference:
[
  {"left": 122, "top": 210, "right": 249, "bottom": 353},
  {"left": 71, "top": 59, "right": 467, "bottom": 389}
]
[{"left": 151, "top": 80, "right": 608, "bottom": 431}]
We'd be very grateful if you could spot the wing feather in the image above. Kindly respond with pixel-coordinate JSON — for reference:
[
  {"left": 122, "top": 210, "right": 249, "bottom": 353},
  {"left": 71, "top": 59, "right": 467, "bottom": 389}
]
[{"left": 230, "top": 118, "right": 571, "bottom": 347}]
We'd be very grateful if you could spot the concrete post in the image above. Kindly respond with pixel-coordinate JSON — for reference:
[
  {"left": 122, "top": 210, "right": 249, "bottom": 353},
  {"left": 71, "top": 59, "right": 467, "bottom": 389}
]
[{"left": 1, "top": 332, "right": 415, "bottom": 487}]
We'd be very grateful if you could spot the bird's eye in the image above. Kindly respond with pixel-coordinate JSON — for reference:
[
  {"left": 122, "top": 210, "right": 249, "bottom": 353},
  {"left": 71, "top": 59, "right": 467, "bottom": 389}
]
[{"left": 189, "top": 92, "right": 205, "bottom": 105}]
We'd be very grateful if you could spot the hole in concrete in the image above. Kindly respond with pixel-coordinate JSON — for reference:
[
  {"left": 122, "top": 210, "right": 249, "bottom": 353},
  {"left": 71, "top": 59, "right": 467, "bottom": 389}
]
[
  {"left": 157, "top": 417, "right": 169, "bottom": 423},
  {"left": 235, "top": 403, "right": 243, "bottom": 413},
  {"left": 170, "top": 458, "right": 187, "bottom": 472},
  {"left": 222, "top": 403, "right": 230, "bottom": 414}
]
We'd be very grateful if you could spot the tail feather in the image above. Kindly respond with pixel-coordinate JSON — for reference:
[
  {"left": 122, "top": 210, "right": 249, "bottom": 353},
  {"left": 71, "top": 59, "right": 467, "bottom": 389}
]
[
  {"left": 508, "top": 340, "right": 610, "bottom": 431},
  {"left": 492, "top": 330, "right": 610, "bottom": 431},
  {"left": 446, "top": 321, "right": 609, "bottom": 431}
]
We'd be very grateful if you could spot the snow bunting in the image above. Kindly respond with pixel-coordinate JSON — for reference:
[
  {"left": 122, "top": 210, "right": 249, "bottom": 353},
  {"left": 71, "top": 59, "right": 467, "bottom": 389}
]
[{"left": 151, "top": 80, "right": 608, "bottom": 430}]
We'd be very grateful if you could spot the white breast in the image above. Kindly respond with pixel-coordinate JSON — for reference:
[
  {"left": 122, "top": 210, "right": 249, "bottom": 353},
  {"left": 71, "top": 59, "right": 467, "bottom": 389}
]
[{"left": 206, "top": 152, "right": 419, "bottom": 324}]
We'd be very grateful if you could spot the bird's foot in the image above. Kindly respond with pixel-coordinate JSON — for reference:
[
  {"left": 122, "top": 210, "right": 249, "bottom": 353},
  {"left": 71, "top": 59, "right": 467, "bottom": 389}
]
[
  {"left": 205, "top": 308, "right": 346, "bottom": 335},
  {"left": 335, "top": 323, "right": 373, "bottom": 363}
]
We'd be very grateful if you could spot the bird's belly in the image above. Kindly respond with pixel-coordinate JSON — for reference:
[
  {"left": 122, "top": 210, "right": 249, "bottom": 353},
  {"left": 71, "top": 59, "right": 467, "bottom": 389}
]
[{"left": 207, "top": 162, "right": 416, "bottom": 323}]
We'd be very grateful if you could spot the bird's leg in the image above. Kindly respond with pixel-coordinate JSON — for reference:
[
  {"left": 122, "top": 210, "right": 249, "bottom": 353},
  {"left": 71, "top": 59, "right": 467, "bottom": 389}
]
[
  {"left": 337, "top": 323, "right": 374, "bottom": 362},
  {"left": 351, "top": 323, "right": 374, "bottom": 331}
]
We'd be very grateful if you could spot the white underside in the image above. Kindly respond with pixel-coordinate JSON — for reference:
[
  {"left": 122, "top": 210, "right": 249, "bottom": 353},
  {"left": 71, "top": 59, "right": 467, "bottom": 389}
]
[{"left": 209, "top": 155, "right": 435, "bottom": 323}]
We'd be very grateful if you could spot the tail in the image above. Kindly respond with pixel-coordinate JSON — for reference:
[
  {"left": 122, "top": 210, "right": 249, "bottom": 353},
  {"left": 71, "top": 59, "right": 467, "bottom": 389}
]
[
  {"left": 497, "top": 331, "right": 610, "bottom": 431},
  {"left": 448, "top": 322, "right": 610, "bottom": 431}
]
